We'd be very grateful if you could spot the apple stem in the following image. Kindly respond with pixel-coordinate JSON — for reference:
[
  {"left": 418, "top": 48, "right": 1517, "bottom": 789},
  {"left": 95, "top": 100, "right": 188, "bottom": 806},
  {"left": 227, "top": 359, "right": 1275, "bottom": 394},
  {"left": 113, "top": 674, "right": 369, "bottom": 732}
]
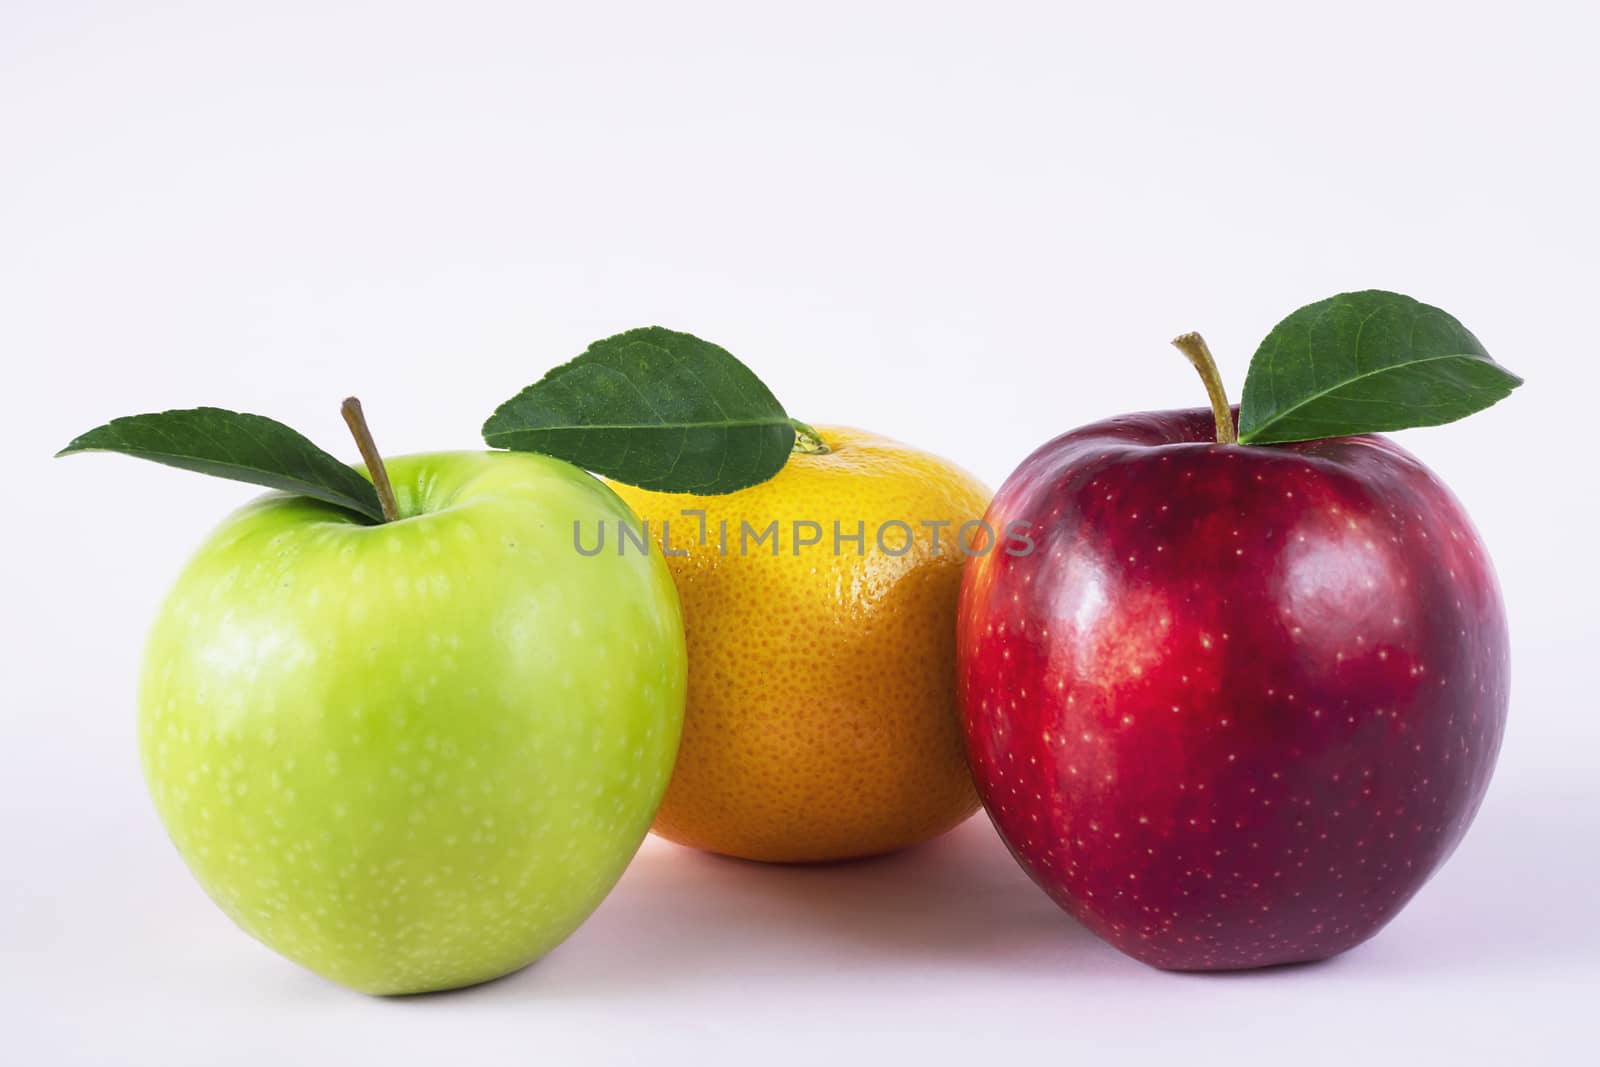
[
  {"left": 341, "top": 397, "right": 400, "bottom": 522},
  {"left": 1171, "top": 332, "right": 1238, "bottom": 445},
  {"left": 790, "top": 419, "right": 831, "bottom": 455}
]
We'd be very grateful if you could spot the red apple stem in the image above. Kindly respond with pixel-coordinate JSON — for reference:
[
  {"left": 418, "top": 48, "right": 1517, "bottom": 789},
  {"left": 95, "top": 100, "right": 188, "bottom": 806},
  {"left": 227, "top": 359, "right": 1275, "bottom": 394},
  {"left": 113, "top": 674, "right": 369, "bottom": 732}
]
[
  {"left": 340, "top": 397, "right": 400, "bottom": 522},
  {"left": 1171, "top": 332, "right": 1238, "bottom": 445}
]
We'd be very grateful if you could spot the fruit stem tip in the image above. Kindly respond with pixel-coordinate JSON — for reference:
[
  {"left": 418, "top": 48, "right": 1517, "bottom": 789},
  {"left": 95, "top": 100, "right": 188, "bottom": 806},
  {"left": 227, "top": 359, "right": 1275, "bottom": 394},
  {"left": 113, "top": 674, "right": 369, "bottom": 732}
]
[
  {"left": 790, "top": 419, "right": 831, "bottom": 455},
  {"left": 340, "top": 397, "right": 400, "bottom": 522},
  {"left": 1171, "top": 332, "right": 1238, "bottom": 445}
]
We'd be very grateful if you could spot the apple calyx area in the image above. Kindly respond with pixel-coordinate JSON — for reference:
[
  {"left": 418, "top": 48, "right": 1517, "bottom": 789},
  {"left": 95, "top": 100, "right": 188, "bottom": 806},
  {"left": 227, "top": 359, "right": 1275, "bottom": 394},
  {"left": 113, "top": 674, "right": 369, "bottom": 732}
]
[
  {"left": 1170, "top": 332, "right": 1238, "bottom": 446},
  {"left": 339, "top": 397, "right": 400, "bottom": 522}
]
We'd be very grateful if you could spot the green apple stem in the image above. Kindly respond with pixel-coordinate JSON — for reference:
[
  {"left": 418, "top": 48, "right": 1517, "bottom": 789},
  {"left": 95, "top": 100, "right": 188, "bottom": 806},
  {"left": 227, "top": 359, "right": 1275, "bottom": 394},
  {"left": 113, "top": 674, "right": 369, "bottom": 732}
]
[
  {"left": 340, "top": 397, "right": 400, "bottom": 522},
  {"left": 790, "top": 419, "right": 831, "bottom": 455},
  {"left": 1171, "top": 332, "right": 1238, "bottom": 445}
]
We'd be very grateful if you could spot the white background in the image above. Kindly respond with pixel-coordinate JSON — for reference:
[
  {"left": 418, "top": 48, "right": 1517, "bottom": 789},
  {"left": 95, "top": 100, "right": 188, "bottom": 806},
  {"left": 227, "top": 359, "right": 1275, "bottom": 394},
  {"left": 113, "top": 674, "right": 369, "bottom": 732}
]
[{"left": 3, "top": 2, "right": 1597, "bottom": 1063}]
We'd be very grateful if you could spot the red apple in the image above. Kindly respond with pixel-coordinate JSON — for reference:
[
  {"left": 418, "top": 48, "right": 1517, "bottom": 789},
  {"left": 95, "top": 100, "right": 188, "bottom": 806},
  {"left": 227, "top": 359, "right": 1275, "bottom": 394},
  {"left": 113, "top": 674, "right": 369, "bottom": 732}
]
[{"left": 957, "top": 407, "right": 1508, "bottom": 970}]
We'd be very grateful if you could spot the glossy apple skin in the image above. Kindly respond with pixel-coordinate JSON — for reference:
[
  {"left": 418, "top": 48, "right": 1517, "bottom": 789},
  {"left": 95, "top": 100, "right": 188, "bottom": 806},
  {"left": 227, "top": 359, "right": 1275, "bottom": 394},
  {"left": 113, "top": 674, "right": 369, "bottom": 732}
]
[
  {"left": 958, "top": 409, "right": 1508, "bottom": 971},
  {"left": 139, "top": 451, "right": 686, "bottom": 994}
]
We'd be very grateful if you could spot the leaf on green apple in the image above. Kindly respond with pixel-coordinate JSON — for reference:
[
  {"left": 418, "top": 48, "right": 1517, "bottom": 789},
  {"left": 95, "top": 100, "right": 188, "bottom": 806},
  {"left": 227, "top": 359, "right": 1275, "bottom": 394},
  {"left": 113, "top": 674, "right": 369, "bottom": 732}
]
[
  {"left": 482, "top": 326, "right": 796, "bottom": 494},
  {"left": 57, "top": 408, "right": 387, "bottom": 522},
  {"left": 1237, "top": 291, "right": 1523, "bottom": 445}
]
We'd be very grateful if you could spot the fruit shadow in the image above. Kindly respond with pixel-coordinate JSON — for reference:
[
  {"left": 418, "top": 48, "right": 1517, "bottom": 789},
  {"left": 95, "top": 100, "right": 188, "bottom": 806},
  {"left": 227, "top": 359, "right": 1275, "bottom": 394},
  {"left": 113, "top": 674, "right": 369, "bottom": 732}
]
[
  {"left": 1156, "top": 772, "right": 1600, "bottom": 984},
  {"left": 512, "top": 814, "right": 1122, "bottom": 998},
  {"left": 1331, "top": 776, "right": 1600, "bottom": 979},
  {"left": 400, "top": 777, "right": 1600, "bottom": 1002}
]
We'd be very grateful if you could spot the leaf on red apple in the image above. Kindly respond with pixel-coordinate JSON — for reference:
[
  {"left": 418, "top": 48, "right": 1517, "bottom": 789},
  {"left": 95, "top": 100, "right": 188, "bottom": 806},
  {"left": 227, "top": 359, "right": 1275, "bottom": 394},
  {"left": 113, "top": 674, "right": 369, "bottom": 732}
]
[
  {"left": 57, "top": 408, "right": 388, "bottom": 522},
  {"left": 482, "top": 326, "right": 796, "bottom": 494},
  {"left": 1237, "top": 291, "right": 1522, "bottom": 445}
]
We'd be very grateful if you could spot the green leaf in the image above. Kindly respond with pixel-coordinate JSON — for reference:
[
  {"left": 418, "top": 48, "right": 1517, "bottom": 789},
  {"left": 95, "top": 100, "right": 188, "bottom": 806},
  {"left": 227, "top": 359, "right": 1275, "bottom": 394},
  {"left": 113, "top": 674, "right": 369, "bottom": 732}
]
[
  {"left": 482, "top": 326, "right": 796, "bottom": 494},
  {"left": 1237, "top": 290, "right": 1522, "bottom": 445},
  {"left": 57, "top": 408, "right": 386, "bottom": 522}
]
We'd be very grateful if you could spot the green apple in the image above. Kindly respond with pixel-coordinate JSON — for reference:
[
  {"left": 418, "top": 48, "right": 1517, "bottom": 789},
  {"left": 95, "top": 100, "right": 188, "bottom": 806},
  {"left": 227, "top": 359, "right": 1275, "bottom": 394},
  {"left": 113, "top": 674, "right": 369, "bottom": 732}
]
[{"left": 138, "top": 450, "right": 686, "bottom": 994}]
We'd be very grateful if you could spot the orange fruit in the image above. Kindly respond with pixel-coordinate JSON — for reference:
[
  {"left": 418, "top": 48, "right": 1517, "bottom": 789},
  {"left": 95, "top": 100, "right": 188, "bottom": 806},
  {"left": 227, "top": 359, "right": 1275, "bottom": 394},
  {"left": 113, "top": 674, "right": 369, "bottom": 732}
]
[{"left": 610, "top": 425, "right": 990, "bottom": 862}]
